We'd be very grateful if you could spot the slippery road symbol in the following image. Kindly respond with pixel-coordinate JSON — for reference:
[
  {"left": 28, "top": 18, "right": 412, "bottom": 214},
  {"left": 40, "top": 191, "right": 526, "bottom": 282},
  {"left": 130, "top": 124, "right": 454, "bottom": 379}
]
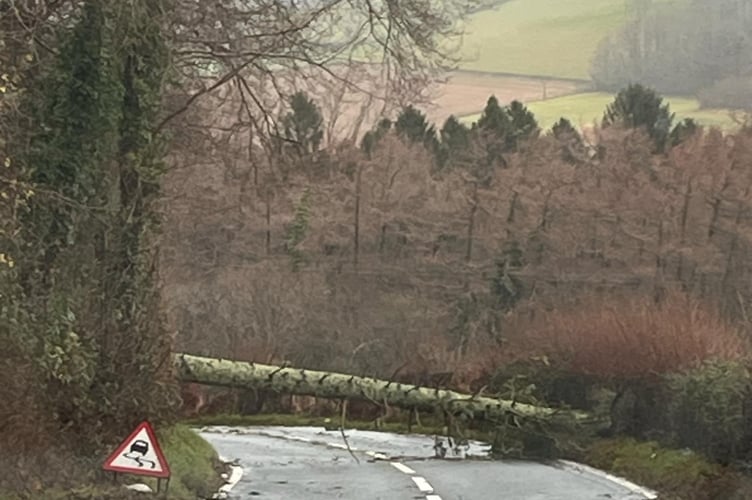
[{"left": 122, "top": 439, "right": 156, "bottom": 469}]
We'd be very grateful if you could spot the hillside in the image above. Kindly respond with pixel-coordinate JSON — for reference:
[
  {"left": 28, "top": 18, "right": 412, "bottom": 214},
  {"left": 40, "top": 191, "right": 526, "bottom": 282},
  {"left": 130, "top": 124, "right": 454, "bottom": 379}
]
[{"left": 459, "top": 0, "right": 681, "bottom": 80}]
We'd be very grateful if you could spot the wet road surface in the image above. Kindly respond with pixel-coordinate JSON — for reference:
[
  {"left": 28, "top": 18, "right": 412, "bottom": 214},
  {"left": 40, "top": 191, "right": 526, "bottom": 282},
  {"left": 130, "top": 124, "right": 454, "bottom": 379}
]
[{"left": 199, "top": 426, "right": 654, "bottom": 500}]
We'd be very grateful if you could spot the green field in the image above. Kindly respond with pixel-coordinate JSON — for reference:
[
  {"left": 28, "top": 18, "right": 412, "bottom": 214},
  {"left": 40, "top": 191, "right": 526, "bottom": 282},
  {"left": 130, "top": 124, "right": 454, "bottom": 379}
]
[
  {"left": 459, "top": 0, "right": 680, "bottom": 80},
  {"left": 459, "top": 92, "right": 744, "bottom": 131}
]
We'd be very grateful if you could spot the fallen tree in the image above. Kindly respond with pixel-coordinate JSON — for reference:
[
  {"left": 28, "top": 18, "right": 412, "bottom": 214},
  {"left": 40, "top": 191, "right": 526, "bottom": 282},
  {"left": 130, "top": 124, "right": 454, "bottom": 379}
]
[{"left": 174, "top": 354, "right": 590, "bottom": 426}]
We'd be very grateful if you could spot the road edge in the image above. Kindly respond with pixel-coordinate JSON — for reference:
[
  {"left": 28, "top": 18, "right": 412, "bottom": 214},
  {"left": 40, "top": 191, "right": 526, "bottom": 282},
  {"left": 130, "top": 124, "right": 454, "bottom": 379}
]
[
  {"left": 556, "top": 459, "right": 658, "bottom": 499},
  {"left": 212, "top": 455, "right": 244, "bottom": 499}
]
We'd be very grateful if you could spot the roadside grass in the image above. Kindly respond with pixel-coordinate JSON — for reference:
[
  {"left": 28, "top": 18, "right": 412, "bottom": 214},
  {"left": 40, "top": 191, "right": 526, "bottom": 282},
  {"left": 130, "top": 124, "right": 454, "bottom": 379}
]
[
  {"left": 583, "top": 438, "right": 752, "bottom": 500},
  {"left": 459, "top": 0, "right": 681, "bottom": 79},
  {"left": 0, "top": 425, "right": 224, "bottom": 500},
  {"left": 125, "top": 424, "right": 224, "bottom": 499},
  {"left": 459, "top": 92, "right": 744, "bottom": 131}
]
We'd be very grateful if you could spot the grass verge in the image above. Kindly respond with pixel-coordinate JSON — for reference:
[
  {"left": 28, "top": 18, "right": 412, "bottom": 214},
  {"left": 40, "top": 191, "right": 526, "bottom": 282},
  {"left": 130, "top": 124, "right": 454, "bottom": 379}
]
[
  {"left": 583, "top": 438, "right": 752, "bottom": 500},
  {"left": 0, "top": 425, "right": 224, "bottom": 500},
  {"left": 123, "top": 424, "right": 224, "bottom": 499}
]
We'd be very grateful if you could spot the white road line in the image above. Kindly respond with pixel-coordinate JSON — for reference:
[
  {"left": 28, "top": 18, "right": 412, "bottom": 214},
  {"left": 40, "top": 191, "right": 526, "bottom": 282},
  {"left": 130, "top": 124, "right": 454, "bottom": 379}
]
[
  {"left": 556, "top": 460, "right": 658, "bottom": 499},
  {"left": 327, "top": 443, "right": 351, "bottom": 450},
  {"left": 411, "top": 476, "right": 434, "bottom": 493},
  {"left": 390, "top": 462, "right": 416, "bottom": 475},
  {"left": 425, "top": 495, "right": 443, "bottom": 500},
  {"left": 365, "top": 451, "right": 389, "bottom": 460},
  {"left": 289, "top": 436, "right": 311, "bottom": 443}
]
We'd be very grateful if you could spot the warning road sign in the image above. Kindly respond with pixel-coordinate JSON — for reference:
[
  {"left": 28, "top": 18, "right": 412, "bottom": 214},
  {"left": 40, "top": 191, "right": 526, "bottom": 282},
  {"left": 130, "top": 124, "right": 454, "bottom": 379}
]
[{"left": 103, "top": 421, "right": 170, "bottom": 478}]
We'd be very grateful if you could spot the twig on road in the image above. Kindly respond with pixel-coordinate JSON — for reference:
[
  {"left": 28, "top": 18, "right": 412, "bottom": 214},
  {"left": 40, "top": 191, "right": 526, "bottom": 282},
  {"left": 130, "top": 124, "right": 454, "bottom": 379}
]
[{"left": 339, "top": 399, "right": 360, "bottom": 464}]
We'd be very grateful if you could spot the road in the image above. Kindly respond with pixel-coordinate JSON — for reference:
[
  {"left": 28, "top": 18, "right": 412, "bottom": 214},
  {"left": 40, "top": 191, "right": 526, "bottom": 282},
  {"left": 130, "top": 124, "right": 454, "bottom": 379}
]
[{"left": 199, "top": 426, "right": 655, "bottom": 500}]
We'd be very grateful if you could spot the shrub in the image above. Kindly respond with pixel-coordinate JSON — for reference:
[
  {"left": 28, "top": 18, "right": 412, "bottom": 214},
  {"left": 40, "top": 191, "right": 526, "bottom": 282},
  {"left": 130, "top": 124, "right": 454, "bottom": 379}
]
[
  {"left": 664, "top": 360, "right": 752, "bottom": 463},
  {"left": 507, "top": 291, "right": 749, "bottom": 380}
]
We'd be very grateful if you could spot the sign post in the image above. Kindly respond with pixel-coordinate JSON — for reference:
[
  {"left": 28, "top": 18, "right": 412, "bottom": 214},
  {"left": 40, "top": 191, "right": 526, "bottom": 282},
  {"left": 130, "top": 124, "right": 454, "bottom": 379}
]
[{"left": 103, "top": 421, "right": 171, "bottom": 493}]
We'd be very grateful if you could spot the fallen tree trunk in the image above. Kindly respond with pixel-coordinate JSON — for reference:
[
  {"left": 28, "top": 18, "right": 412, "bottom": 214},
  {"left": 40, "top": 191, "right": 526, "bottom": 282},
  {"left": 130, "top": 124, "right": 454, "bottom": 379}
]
[{"left": 175, "top": 354, "right": 589, "bottom": 425}]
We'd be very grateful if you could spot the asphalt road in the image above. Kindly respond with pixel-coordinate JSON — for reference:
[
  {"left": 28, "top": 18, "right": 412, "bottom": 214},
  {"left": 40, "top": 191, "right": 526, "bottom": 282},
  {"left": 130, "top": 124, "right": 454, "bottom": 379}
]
[{"left": 199, "top": 426, "right": 654, "bottom": 500}]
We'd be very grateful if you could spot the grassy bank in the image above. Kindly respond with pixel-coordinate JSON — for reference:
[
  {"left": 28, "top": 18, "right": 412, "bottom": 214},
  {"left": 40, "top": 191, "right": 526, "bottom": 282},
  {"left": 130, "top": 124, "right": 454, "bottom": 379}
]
[
  {"left": 0, "top": 425, "right": 223, "bottom": 500},
  {"left": 460, "top": 92, "right": 743, "bottom": 130}
]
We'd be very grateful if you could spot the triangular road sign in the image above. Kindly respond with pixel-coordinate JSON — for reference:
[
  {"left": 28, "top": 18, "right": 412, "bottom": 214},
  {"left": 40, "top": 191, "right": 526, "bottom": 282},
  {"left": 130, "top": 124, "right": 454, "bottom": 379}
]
[{"left": 103, "top": 421, "right": 170, "bottom": 478}]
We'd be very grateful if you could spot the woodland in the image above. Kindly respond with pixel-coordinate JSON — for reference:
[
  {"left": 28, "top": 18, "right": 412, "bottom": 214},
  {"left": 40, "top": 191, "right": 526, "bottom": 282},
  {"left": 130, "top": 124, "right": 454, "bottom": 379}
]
[{"left": 2, "top": 0, "right": 752, "bottom": 497}]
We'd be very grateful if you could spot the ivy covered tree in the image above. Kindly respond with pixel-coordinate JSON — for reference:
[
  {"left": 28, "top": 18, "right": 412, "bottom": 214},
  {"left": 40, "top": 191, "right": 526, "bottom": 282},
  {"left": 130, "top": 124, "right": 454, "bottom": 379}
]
[
  {"left": 603, "top": 84, "right": 674, "bottom": 152},
  {"left": 490, "top": 240, "right": 524, "bottom": 312},
  {"left": 10, "top": 0, "right": 175, "bottom": 451}
]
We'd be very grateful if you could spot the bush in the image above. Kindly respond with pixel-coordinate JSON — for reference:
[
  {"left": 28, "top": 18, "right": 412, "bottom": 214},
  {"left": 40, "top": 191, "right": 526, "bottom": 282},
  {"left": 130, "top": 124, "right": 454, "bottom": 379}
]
[
  {"left": 664, "top": 360, "right": 752, "bottom": 463},
  {"left": 507, "top": 291, "right": 749, "bottom": 380}
]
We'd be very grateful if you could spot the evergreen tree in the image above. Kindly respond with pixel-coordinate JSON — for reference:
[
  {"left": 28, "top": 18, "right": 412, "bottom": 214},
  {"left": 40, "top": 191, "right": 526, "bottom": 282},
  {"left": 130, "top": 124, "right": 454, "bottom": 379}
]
[
  {"left": 282, "top": 91, "right": 324, "bottom": 156},
  {"left": 477, "top": 95, "right": 510, "bottom": 136},
  {"left": 476, "top": 95, "right": 511, "bottom": 168},
  {"left": 669, "top": 117, "right": 701, "bottom": 148},
  {"left": 361, "top": 117, "right": 392, "bottom": 158},
  {"left": 551, "top": 117, "right": 580, "bottom": 141},
  {"left": 395, "top": 105, "right": 439, "bottom": 152},
  {"left": 550, "top": 117, "right": 586, "bottom": 164},
  {"left": 507, "top": 100, "right": 540, "bottom": 150},
  {"left": 603, "top": 83, "right": 675, "bottom": 152},
  {"left": 437, "top": 115, "right": 470, "bottom": 168}
]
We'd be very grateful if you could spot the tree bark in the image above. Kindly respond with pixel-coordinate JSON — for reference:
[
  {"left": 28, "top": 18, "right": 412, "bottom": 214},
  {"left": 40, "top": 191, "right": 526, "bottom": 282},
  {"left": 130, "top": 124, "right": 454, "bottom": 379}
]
[{"left": 174, "top": 354, "right": 588, "bottom": 424}]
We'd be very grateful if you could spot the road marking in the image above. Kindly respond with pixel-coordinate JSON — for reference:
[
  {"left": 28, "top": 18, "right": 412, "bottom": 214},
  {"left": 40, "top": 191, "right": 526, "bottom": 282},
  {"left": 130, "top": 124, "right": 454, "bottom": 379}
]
[
  {"left": 411, "top": 476, "right": 434, "bottom": 493},
  {"left": 425, "top": 496, "right": 443, "bottom": 500},
  {"left": 390, "top": 462, "right": 416, "bottom": 475},
  {"left": 365, "top": 450, "right": 389, "bottom": 460},
  {"left": 327, "top": 442, "right": 355, "bottom": 450},
  {"left": 556, "top": 460, "right": 658, "bottom": 499},
  {"left": 290, "top": 436, "right": 311, "bottom": 443}
]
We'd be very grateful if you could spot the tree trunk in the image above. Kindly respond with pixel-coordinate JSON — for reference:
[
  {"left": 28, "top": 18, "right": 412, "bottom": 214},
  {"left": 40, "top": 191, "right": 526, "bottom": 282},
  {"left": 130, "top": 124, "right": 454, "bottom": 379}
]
[
  {"left": 465, "top": 182, "right": 478, "bottom": 263},
  {"left": 354, "top": 163, "right": 362, "bottom": 268},
  {"left": 174, "top": 354, "right": 589, "bottom": 425}
]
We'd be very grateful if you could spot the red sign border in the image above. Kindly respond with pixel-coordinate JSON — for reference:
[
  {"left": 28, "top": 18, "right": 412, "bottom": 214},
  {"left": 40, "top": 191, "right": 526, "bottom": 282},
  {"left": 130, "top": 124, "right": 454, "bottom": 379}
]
[{"left": 103, "top": 421, "right": 171, "bottom": 479}]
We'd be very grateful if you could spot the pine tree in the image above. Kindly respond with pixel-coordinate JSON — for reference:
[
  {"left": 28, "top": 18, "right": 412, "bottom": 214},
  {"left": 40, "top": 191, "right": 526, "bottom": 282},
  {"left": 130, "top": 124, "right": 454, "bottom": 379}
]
[
  {"left": 395, "top": 105, "right": 439, "bottom": 152},
  {"left": 603, "top": 83, "right": 675, "bottom": 152},
  {"left": 361, "top": 118, "right": 392, "bottom": 158},
  {"left": 282, "top": 91, "right": 324, "bottom": 156},
  {"left": 437, "top": 115, "right": 470, "bottom": 168},
  {"left": 507, "top": 100, "right": 540, "bottom": 151},
  {"left": 477, "top": 95, "right": 510, "bottom": 136}
]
